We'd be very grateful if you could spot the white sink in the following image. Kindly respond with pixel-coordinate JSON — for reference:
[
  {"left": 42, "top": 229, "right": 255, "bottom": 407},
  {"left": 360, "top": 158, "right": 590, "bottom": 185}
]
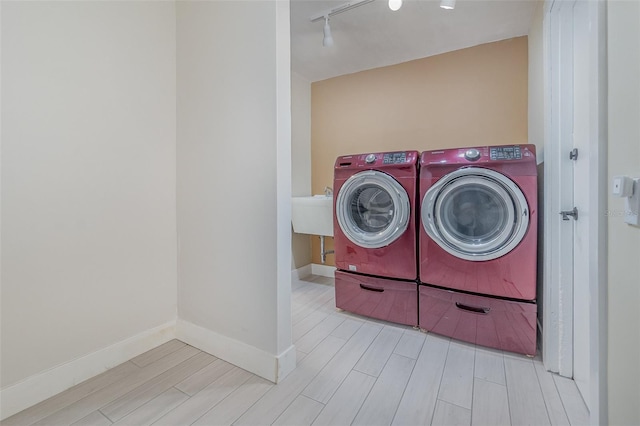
[{"left": 291, "top": 195, "right": 334, "bottom": 236}]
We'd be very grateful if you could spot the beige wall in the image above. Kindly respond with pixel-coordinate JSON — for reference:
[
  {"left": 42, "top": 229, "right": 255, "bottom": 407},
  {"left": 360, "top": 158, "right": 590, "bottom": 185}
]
[
  {"left": 607, "top": 0, "right": 640, "bottom": 423},
  {"left": 310, "top": 36, "right": 529, "bottom": 265},
  {"left": 1, "top": 0, "right": 177, "bottom": 397}
]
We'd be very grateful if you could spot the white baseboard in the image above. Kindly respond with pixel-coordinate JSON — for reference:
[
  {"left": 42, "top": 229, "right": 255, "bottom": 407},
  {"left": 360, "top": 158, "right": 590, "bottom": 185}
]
[
  {"left": 275, "top": 344, "right": 297, "bottom": 382},
  {"left": 176, "top": 319, "right": 296, "bottom": 383},
  {"left": 0, "top": 321, "right": 176, "bottom": 421},
  {"left": 311, "top": 263, "right": 336, "bottom": 278},
  {"left": 291, "top": 264, "right": 312, "bottom": 282}
]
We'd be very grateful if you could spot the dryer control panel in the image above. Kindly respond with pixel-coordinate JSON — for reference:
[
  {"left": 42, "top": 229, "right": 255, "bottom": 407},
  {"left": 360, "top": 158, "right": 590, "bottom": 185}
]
[
  {"left": 490, "top": 146, "right": 522, "bottom": 160},
  {"left": 419, "top": 145, "right": 536, "bottom": 174}
]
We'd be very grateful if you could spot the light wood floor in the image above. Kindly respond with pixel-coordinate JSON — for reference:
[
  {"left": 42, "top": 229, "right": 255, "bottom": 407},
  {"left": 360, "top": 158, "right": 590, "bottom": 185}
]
[{"left": 4, "top": 274, "right": 589, "bottom": 426}]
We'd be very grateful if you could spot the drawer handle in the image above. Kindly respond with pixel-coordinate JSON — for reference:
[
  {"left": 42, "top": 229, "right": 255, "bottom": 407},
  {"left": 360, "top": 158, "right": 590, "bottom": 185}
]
[
  {"left": 455, "top": 302, "right": 490, "bottom": 315},
  {"left": 360, "top": 284, "right": 384, "bottom": 293}
]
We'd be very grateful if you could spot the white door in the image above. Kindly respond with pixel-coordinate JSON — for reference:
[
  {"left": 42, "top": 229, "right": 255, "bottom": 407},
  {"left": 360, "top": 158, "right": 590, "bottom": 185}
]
[
  {"left": 569, "top": 0, "right": 590, "bottom": 404},
  {"left": 545, "top": 0, "right": 606, "bottom": 417}
]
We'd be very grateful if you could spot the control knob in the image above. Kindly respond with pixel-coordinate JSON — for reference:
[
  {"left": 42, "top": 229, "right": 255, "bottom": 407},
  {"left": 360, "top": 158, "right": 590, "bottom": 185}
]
[
  {"left": 464, "top": 149, "right": 481, "bottom": 161},
  {"left": 365, "top": 154, "right": 376, "bottom": 164}
]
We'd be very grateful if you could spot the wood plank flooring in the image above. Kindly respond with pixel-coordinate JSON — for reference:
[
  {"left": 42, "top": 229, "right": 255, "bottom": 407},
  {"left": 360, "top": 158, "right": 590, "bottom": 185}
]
[{"left": 4, "top": 274, "right": 589, "bottom": 426}]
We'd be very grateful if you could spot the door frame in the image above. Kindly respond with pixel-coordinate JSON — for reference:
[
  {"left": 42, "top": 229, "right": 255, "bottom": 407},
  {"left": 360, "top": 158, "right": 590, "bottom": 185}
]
[{"left": 542, "top": 0, "right": 607, "bottom": 423}]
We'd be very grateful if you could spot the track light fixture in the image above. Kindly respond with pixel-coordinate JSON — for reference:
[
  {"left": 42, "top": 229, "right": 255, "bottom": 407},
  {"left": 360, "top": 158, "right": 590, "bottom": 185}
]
[
  {"left": 311, "top": 0, "right": 455, "bottom": 47},
  {"left": 388, "top": 0, "right": 402, "bottom": 11},
  {"left": 310, "top": 0, "right": 375, "bottom": 47},
  {"left": 323, "top": 16, "right": 334, "bottom": 47},
  {"left": 440, "top": 0, "right": 456, "bottom": 10}
]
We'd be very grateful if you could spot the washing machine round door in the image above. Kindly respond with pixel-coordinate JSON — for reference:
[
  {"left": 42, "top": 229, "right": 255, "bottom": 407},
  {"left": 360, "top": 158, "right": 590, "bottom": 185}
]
[
  {"left": 421, "top": 167, "right": 529, "bottom": 261},
  {"left": 336, "top": 170, "right": 410, "bottom": 249}
]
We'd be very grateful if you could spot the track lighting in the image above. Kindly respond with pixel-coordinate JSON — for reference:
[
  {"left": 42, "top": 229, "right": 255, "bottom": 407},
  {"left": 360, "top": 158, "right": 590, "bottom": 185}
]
[
  {"left": 310, "top": 0, "right": 375, "bottom": 47},
  {"left": 440, "top": 0, "right": 456, "bottom": 10},
  {"left": 388, "top": 0, "right": 402, "bottom": 11},
  {"left": 322, "top": 16, "right": 334, "bottom": 47}
]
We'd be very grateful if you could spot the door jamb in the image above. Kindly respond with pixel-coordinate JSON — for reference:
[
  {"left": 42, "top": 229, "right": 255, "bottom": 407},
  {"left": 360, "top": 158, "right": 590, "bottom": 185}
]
[
  {"left": 542, "top": 0, "right": 608, "bottom": 423},
  {"left": 542, "top": 0, "right": 573, "bottom": 378}
]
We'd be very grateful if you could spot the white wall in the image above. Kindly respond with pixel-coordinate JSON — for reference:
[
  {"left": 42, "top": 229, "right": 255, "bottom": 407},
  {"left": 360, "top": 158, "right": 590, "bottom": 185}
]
[
  {"left": 1, "top": 0, "right": 177, "bottom": 415},
  {"left": 528, "top": 0, "right": 544, "bottom": 163},
  {"left": 607, "top": 0, "right": 640, "bottom": 423},
  {"left": 527, "top": 0, "right": 545, "bottom": 339},
  {"left": 176, "top": 0, "right": 294, "bottom": 382},
  {"left": 291, "top": 73, "right": 312, "bottom": 270}
]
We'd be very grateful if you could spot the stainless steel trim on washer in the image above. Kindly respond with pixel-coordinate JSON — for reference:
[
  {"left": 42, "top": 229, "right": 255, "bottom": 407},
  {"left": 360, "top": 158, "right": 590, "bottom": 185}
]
[
  {"left": 421, "top": 167, "right": 529, "bottom": 261},
  {"left": 336, "top": 170, "right": 410, "bottom": 249}
]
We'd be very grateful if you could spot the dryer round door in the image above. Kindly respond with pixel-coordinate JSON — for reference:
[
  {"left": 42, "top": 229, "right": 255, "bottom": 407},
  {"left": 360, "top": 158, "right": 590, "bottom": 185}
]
[
  {"left": 336, "top": 170, "right": 410, "bottom": 249},
  {"left": 421, "top": 167, "right": 529, "bottom": 261}
]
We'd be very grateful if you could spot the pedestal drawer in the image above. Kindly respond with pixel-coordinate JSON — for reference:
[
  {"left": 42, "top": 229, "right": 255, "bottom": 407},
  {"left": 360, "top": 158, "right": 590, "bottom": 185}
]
[
  {"left": 419, "top": 285, "right": 537, "bottom": 356},
  {"left": 335, "top": 270, "right": 418, "bottom": 327}
]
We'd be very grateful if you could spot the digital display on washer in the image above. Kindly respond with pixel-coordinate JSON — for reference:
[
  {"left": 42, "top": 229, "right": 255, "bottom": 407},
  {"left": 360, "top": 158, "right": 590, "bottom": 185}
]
[
  {"left": 490, "top": 146, "right": 522, "bottom": 160},
  {"left": 383, "top": 152, "right": 407, "bottom": 164}
]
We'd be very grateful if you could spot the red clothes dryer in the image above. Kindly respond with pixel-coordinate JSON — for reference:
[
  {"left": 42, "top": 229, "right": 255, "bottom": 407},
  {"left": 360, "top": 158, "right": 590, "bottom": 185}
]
[
  {"left": 418, "top": 145, "right": 538, "bottom": 355},
  {"left": 333, "top": 151, "right": 419, "bottom": 327},
  {"left": 334, "top": 151, "right": 419, "bottom": 280}
]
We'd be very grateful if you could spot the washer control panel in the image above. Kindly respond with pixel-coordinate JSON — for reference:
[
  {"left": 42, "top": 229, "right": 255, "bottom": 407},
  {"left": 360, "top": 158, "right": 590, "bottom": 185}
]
[
  {"left": 382, "top": 152, "right": 407, "bottom": 164},
  {"left": 336, "top": 151, "right": 419, "bottom": 169},
  {"left": 490, "top": 146, "right": 522, "bottom": 160}
]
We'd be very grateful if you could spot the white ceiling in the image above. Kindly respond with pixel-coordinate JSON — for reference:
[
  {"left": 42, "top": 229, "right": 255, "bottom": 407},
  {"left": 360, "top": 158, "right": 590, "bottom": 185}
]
[{"left": 291, "top": 0, "right": 539, "bottom": 82}]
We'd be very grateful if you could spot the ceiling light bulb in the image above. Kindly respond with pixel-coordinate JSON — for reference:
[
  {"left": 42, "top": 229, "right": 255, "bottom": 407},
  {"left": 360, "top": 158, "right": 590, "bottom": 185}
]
[
  {"left": 323, "top": 16, "right": 334, "bottom": 47},
  {"left": 440, "top": 0, "right": 455, "bottom": 10},
  {"left": 388, "top": 0, "right": 402, "bottom": 11}
]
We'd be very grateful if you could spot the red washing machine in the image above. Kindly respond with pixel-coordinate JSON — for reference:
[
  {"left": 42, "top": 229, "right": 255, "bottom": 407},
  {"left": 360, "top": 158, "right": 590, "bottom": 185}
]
[
  {"left": 418, "top": 145, "right": 538, "bottom": 355},
  {"left": 333, "top": 151, "right": 419, "bottom": 327}
]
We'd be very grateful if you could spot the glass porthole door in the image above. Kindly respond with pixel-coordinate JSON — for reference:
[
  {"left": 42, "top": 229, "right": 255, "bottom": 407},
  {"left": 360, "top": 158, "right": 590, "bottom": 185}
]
[
  {"left": 422, "top": 168, "right": 529, "bottom": 261},
  {"left": 336, "top": 170, "right": 410, "bottom": 249}
]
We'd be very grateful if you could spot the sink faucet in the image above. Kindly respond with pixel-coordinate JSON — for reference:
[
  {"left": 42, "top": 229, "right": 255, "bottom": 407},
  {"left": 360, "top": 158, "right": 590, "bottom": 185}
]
[{"left": 324, "top": 186, "right": 333, "bottom": 196}]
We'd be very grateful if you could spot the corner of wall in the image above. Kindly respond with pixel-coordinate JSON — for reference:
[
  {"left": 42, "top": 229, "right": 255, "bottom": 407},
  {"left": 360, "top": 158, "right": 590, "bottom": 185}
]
[
  {"left": 311, "top": 263, "right": 336, "bottom": 278},
  {"left": 292, "top": 264, "right": 313, "bottom": 281},
  {"left": 0, "top": 321, "right": 177, "bottom": 421},
  {"left": 275, "top": 344, "right": 296, "bottom": 383},
  {"left": 175, "top": 318, "right": 295, "bottom": 383}
]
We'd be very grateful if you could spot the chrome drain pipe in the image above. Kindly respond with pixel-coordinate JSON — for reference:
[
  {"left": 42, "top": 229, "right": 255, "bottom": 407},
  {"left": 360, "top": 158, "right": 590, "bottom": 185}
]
[{"left": 320, "top": 235, "right": 334, "bottom": 264}]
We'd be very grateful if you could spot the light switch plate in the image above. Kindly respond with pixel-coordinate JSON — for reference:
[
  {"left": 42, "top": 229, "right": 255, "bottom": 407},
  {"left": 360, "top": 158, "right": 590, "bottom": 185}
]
[
  {"left": 613, "top": 175, "right": 634, "bottom": 197},
  {"left": 624, "top": 178, "right": 640, "bottom": 226}
]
